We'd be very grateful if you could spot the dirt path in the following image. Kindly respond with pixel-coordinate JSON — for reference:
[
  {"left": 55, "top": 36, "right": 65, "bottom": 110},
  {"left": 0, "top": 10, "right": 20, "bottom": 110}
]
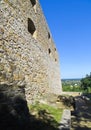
[{"left": 71, "top": 96, "right": 91, "bottom": 130}]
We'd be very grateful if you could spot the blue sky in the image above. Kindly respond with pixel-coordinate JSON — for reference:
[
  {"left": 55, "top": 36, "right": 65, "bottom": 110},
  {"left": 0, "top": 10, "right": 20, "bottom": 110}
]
[{"left": 40, "top": 0, "right": 91, "bottom": 79}]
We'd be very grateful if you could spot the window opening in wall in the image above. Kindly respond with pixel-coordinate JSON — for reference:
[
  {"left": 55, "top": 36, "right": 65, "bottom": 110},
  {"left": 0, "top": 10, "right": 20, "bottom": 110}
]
[
  {"left": 55, "top": 58, "right": 57, "bottom": 62},
  {"left": 48, "top": 32, "right": 50, "bottom": 39},
  {"left": 30, "top": 0, "right": 36, "bottom": 7},
  {"left": 48, "top": 48, "right": 51, "bottom": 54},
  {"left": 28, "top": 18, "right": 36, "bottom": 36}
]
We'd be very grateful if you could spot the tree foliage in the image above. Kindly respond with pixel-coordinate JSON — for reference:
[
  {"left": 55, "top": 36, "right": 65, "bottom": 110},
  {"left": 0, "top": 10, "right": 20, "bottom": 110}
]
[{"left": 81, "top": 73, "right": 91, "bottom": 92}]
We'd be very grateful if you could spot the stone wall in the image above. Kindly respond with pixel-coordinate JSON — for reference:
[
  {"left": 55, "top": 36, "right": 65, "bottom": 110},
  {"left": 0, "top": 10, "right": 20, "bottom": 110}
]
[{"left": 0, "top": 0, "right": 62, "bottom": 103}]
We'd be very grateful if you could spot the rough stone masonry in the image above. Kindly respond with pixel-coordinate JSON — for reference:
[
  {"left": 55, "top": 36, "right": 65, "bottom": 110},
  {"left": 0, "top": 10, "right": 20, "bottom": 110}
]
[{"left": 0, "top": 0, "right": 62, "bottom": 103}]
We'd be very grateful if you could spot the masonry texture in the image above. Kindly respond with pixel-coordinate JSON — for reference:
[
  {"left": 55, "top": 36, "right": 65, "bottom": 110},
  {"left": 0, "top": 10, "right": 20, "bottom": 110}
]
[{"left": 0, "top": 0, "right": 62, "bottom": 103}]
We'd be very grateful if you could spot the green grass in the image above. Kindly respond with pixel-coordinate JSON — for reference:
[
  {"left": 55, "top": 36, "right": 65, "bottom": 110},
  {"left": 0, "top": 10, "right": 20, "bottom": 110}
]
[
  {"left": 62, "top": 85, "right": 82, "bottom": 92},
  {"left": 28, "top": 102, "right": 63, "bottom": 123}
]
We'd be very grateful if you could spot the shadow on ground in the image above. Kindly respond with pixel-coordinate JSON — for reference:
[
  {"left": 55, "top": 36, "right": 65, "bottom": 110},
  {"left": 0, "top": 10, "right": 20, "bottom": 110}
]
[
  {"left": 71, "top": 116, "right": 91, "bottom": 130},
  {"left": 71, "top": 96, "right": 91, "bottom": 130},
  {"left": 0, "top": 84, "right": 59, "bottom": 130}
]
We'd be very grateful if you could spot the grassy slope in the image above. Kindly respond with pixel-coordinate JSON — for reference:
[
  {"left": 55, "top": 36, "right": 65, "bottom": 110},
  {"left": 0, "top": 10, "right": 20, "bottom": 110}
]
[{"left": 28, "top": 102, "right": 63, "bottom": 123}]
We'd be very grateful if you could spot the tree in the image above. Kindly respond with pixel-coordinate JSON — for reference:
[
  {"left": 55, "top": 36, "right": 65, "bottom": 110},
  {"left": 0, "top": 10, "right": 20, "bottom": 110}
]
[{"left": 81, "top": 73, "right": 91, "bottom": 92}]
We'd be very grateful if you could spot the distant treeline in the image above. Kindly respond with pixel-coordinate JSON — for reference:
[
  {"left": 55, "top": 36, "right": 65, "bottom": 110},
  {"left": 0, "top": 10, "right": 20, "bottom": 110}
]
[
  {"left": 62, "top": 78, "right": 81, "bottom": 81},
  {"left": 62, "top": 73, "right": 91, "bottom": 93}
]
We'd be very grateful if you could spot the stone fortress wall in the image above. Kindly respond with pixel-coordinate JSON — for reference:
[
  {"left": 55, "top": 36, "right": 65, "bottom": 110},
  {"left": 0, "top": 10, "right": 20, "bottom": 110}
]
[{"left": 0, "top": 0, "right": 62, "bottom": 102}]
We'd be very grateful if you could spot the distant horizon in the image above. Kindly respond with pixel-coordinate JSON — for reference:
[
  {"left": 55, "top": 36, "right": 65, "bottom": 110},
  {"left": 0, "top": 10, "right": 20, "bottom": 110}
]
[
  {"left": 61, "top": 71, "right": 91, "bottom": 79},
  {"left": 61, "top": 78, "right": 81, "bottom": 80}
]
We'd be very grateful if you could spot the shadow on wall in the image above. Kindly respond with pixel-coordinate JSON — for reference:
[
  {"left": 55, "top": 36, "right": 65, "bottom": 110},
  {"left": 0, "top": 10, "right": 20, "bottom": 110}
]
[
  {"left": 0, "top": 84, "right": 59, "bottom": 130},
  {"left": 0, "top": 84, "right": 30, "bottom": 130}
]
